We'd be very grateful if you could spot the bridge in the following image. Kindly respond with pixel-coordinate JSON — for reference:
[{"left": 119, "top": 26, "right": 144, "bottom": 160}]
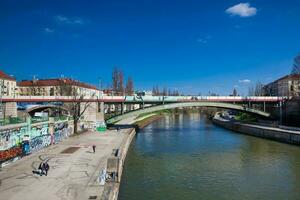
[
  {"left": 1, "top": 95, "right": 285, "bottom": 126},
  {"left": 106, "top": 101, "right": 273, "bottom": 124},
  {"left": 2, "top": 95, "right": 284, "bottom": 103}
]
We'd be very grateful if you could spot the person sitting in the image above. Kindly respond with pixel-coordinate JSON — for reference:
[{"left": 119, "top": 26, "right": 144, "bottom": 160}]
[
  {"left": 38, "top": 162, "right": 44, "bottom": 176},
  {"left": 43, "top": 162, "right": 50, "bottom": 176}
]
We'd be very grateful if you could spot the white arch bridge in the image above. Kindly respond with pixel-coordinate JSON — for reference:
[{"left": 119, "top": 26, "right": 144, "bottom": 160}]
[{"left": 106, "top": 101, "right": 274, "bottom": 124}]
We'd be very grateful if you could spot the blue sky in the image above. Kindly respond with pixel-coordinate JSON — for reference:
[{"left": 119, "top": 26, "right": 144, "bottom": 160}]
[{"left": 1, "top": 0, "right": 300, "bottom": 95}]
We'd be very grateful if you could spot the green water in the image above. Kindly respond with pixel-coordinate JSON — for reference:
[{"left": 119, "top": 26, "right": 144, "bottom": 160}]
[{"left": 119, "top": 113, "right": 300, "bottom": 200}]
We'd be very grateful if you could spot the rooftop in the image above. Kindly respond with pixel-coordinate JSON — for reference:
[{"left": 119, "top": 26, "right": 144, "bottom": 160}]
[
  {"left": 0, "top": 70, "right": 16, "bottom": 81},
  {"left": 264, "top": 74, "right": 300, "bottom": 86},
  {"left": 17, "top": 78, "right": 99, "bottom": 90}
]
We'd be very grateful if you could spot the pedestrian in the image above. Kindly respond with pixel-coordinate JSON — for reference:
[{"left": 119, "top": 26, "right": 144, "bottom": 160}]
[
  {"left": 117, "top": 127, "right": 120, "bottom": 133},
  {"left": 44, "top": 162, "right": 50, "bottom": 176},
  {"left": 38, "top": 162, "right": 44, "bottom": 176},
  {"left": 92, "top": 145, "right": 96, "bottom": 153}
]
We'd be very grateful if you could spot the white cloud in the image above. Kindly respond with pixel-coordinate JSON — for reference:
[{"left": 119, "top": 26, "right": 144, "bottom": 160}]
[
  {"left": 226, "top": 3, "right": 257, "bottom": 17},
  {"left": 197, "top": 35, "right": 212, "bottom": 44},
  {"left": 44, "top": 28, "right": 54, "bottom": 33},
  {"left": 54, "top": 15, "right": 86, "bottom": 25},
  {"left": 197, "top": 38, "right": 207, "bottom": 44},
  {"left": 239, "top": 79, "right": 251, "bottom": 83}
]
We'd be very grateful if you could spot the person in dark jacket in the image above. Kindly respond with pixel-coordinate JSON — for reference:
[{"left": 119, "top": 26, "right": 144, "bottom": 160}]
[
  {"left": 92, "top": 145, "right": 96, "bottom": 153},
  {"left": 43, "top": 162, "right": 50, "bottom": 176},
  {"left": 38, "top": 162, "right": 44, "bottom": 176}
]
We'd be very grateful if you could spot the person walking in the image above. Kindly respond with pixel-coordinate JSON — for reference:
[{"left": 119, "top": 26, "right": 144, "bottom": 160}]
[
  {"left": 92, "top": 145, "right": 96, "bottom": 153},
  {"left": 44, "top": 162, "right": 50, "bottom": 176}
]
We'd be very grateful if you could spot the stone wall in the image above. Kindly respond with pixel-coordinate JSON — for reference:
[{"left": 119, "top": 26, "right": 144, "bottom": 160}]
[
  {"left": 3, "top": 102, "right": 17, "bottom": 118},
  {"left": 82, "top": 102, "right": 105, "bottom": 128}
]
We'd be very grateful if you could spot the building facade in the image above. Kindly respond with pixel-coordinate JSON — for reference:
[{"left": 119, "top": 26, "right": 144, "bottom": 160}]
[
  {"left": 0, "top": 71, "right": 18, "bottom": 119},
  {"left": 18, "top": 78, "right": 102, "bottom": 97},
  {"left": 263, "top": 74, "right": 300, "bottom": 96},
  {"left": 0, "top": 71, "right": 17, "bottom": 97}
]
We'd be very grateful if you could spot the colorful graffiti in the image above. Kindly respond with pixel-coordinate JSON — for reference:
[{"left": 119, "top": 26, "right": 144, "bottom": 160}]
[
  {"left": 0, "top": 146, "right": 22, "bottom": 163},
  {"left": 30, "top": 124, "right": 48, "bottom": 138},
  {"left": 29, "top": 134, "right": 51, "bottom": 153},
  {"left": 0, "top": 126, "right": 27, "bottom": 151},
  {"left": 54, "top": 122, "right": 72, "bottom": 143},
  {"left": 0, "top": 120, "right": 74, "bottom": 166}
]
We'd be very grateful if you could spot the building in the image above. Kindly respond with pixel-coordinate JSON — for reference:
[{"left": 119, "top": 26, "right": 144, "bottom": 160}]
[
  {"left": 18, "top": 78, "right": 102, "bottom": 97},
  {"left": 263, "top": 74, "right": 300, "bottom": 96},
  {"left": 0, "top": 71, "right": 17, "bottom": 97},
  {"left": 0, "top": 71, "right": 18, "bottom": 119}
]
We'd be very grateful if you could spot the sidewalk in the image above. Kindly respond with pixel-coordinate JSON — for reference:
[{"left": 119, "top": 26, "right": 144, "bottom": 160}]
[{"left": 0, "top": 128, "right": 130, "bottom": 200}]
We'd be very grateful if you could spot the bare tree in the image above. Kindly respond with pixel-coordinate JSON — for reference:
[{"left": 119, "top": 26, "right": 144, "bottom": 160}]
[
  {"left": 112, "top": 67, "right": 119, "bottom": 94},
  {"left": 232, "top": 88, "right": 238, "bottom": 96},
  {"left": 112, "top": 67, "right": 125, "bottom": 95},
  {"left": 58, "top": 79, "right": 73, "bottom": 96},
  {"left": 248, "top": 82, "right": 263, "bottom": 96},
  {"left": 254, "top": 82, "right": 263, "bottom": 96},
  {"left": 69, "top": 91, "right": 95, "bottom": 134},
  {"left": 152, "top": 86, "right": 156, "bottom": 96},
  {"left": 152, "top": 85, "right": 160, "bottom": 96},
  {"left": 162, "top": 87, "right": 167, "bottom": 96},
  {"left": 118, "top": 70, "right": 124, "bottom": 95},
  {"left": 248, "top": 85, "right": 255, "bottom": 96},
  {"left": 291, "top": 53, "right": 300, "bottom": 75},
  {"left": 125, "top": 77, "right": 134, "bottom": 95}
]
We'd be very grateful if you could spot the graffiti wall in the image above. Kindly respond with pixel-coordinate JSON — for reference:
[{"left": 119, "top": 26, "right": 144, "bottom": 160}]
[
  {"left": 0, "top": 126, "right": 27, "bottom": 151},
  {"left": 29, "top": 134, "right": 51, "bottom": 153},
  {"left": 30, "top": 124, "right": 48, "bottom": 138},
  {"left": 54, "top": 122, "right": 72, "bottom": 144},
  {"left": 0, "top": 119, "right": 74, "bottom": 165},
  {"left": 0, "top": 146, "right": 22, "bottom": 164},
  {"left": 28, "top": 124, "right": 50, "bottom": 153}
]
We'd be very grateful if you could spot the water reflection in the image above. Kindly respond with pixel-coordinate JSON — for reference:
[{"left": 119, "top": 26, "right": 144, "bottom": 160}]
[{"left": 119, "top": 113, "right": 300, "bottom": 200}]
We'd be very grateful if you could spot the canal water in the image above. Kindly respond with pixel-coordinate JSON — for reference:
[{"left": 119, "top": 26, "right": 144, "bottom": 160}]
[{"left": 119, "top": 113, "right": 300, "bottom": 200}]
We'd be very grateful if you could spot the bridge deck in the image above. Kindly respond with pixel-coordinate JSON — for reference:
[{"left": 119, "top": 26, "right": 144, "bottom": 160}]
[{"left": 1, "top": 95, "right": 285, "bottom": 103}]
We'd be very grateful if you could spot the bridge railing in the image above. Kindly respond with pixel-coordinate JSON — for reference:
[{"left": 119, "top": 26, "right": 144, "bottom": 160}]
[{"left": 2, "top": 95, "right": 287, "bottom": 102}]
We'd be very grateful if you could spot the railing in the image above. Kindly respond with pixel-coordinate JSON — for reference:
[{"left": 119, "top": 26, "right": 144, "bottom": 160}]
[
  {"left": 31, "top": 117, "right": 49, "bottom": 124},
  {"left": 1, "top": 95, "right": 287, "bottom": 103},
  {"left": 0, "top": 115, "right": 72, "bottom": 127},
  {"left": 0, "top": 117, "right": 26, "bottom": 126},
  {"left": 54, "top": 116, "right": 69, "bottom": 121}
]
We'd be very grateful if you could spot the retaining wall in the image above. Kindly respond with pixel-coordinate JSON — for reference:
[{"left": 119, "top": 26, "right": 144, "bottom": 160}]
[
  {"left": 212, "top": 118, "right": 300, "bottom": 145},
  {"left": 0, "top": 119, "right": 76, "bottom": 167}
]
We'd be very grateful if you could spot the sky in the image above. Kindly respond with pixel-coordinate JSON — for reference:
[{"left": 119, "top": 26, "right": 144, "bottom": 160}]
[{"left": 1, "top": 0, "right": 300, "bottom": 95}]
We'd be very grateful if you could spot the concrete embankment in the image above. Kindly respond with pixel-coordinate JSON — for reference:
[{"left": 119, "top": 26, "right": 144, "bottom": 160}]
[
  {"left": 101, "top": 128, "right": 136, "bottom": 200},
  {"left": 212, "top": 117, "right": 300, "bottom": 145},
  {"left": 101, "top": 114, "right": 164, "bottom": 200},
  {"left": 134, "top": 114, "right": 164, "bottom": 130}
]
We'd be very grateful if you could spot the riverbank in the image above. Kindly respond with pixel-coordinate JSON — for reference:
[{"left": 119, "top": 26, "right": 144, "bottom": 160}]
[
  {"left": 212, "top": 116, "right": 300, "bottom": 145},
  {"left": 101, "top": 128, "right": 136, "bottom": 200},
  {"left": 0, "top": 129, "right": 131, "bottom": 200},
  {"left": 134, "top": 114, "right": 164, "bottom": 130},
  {"left": 101, "top": 113, "right": 165, "bottom": 200}
]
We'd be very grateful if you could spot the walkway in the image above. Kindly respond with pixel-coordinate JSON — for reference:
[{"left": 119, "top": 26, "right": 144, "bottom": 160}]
[{"left": 0, "top": 128, "right": 130, "bottom": 200}]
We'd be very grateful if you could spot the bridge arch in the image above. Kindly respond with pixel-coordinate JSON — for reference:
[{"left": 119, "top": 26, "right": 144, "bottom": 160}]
[
  {"left": 106, "top": 102, "right": 271, "bottom": 124},
  {"left": 26, "top": 104, "right": 70, "bottom": 117}
]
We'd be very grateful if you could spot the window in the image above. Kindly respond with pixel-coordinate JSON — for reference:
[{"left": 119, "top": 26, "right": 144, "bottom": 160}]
[{"left": 50, "top": 87, "right": 54, "bottom": 96}]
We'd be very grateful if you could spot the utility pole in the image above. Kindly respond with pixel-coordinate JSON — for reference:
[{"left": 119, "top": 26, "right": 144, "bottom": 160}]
[
  {"left": 0, "top": 80, "right": 4, "bottom": 121},
  {"left": 279, "top": 100, "right": 283, "bottom": 125}
]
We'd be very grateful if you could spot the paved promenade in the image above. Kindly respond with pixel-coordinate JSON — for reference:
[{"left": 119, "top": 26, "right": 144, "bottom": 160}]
[{"left": 0, "top": 128, "right": 130, "bottom": 200}]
